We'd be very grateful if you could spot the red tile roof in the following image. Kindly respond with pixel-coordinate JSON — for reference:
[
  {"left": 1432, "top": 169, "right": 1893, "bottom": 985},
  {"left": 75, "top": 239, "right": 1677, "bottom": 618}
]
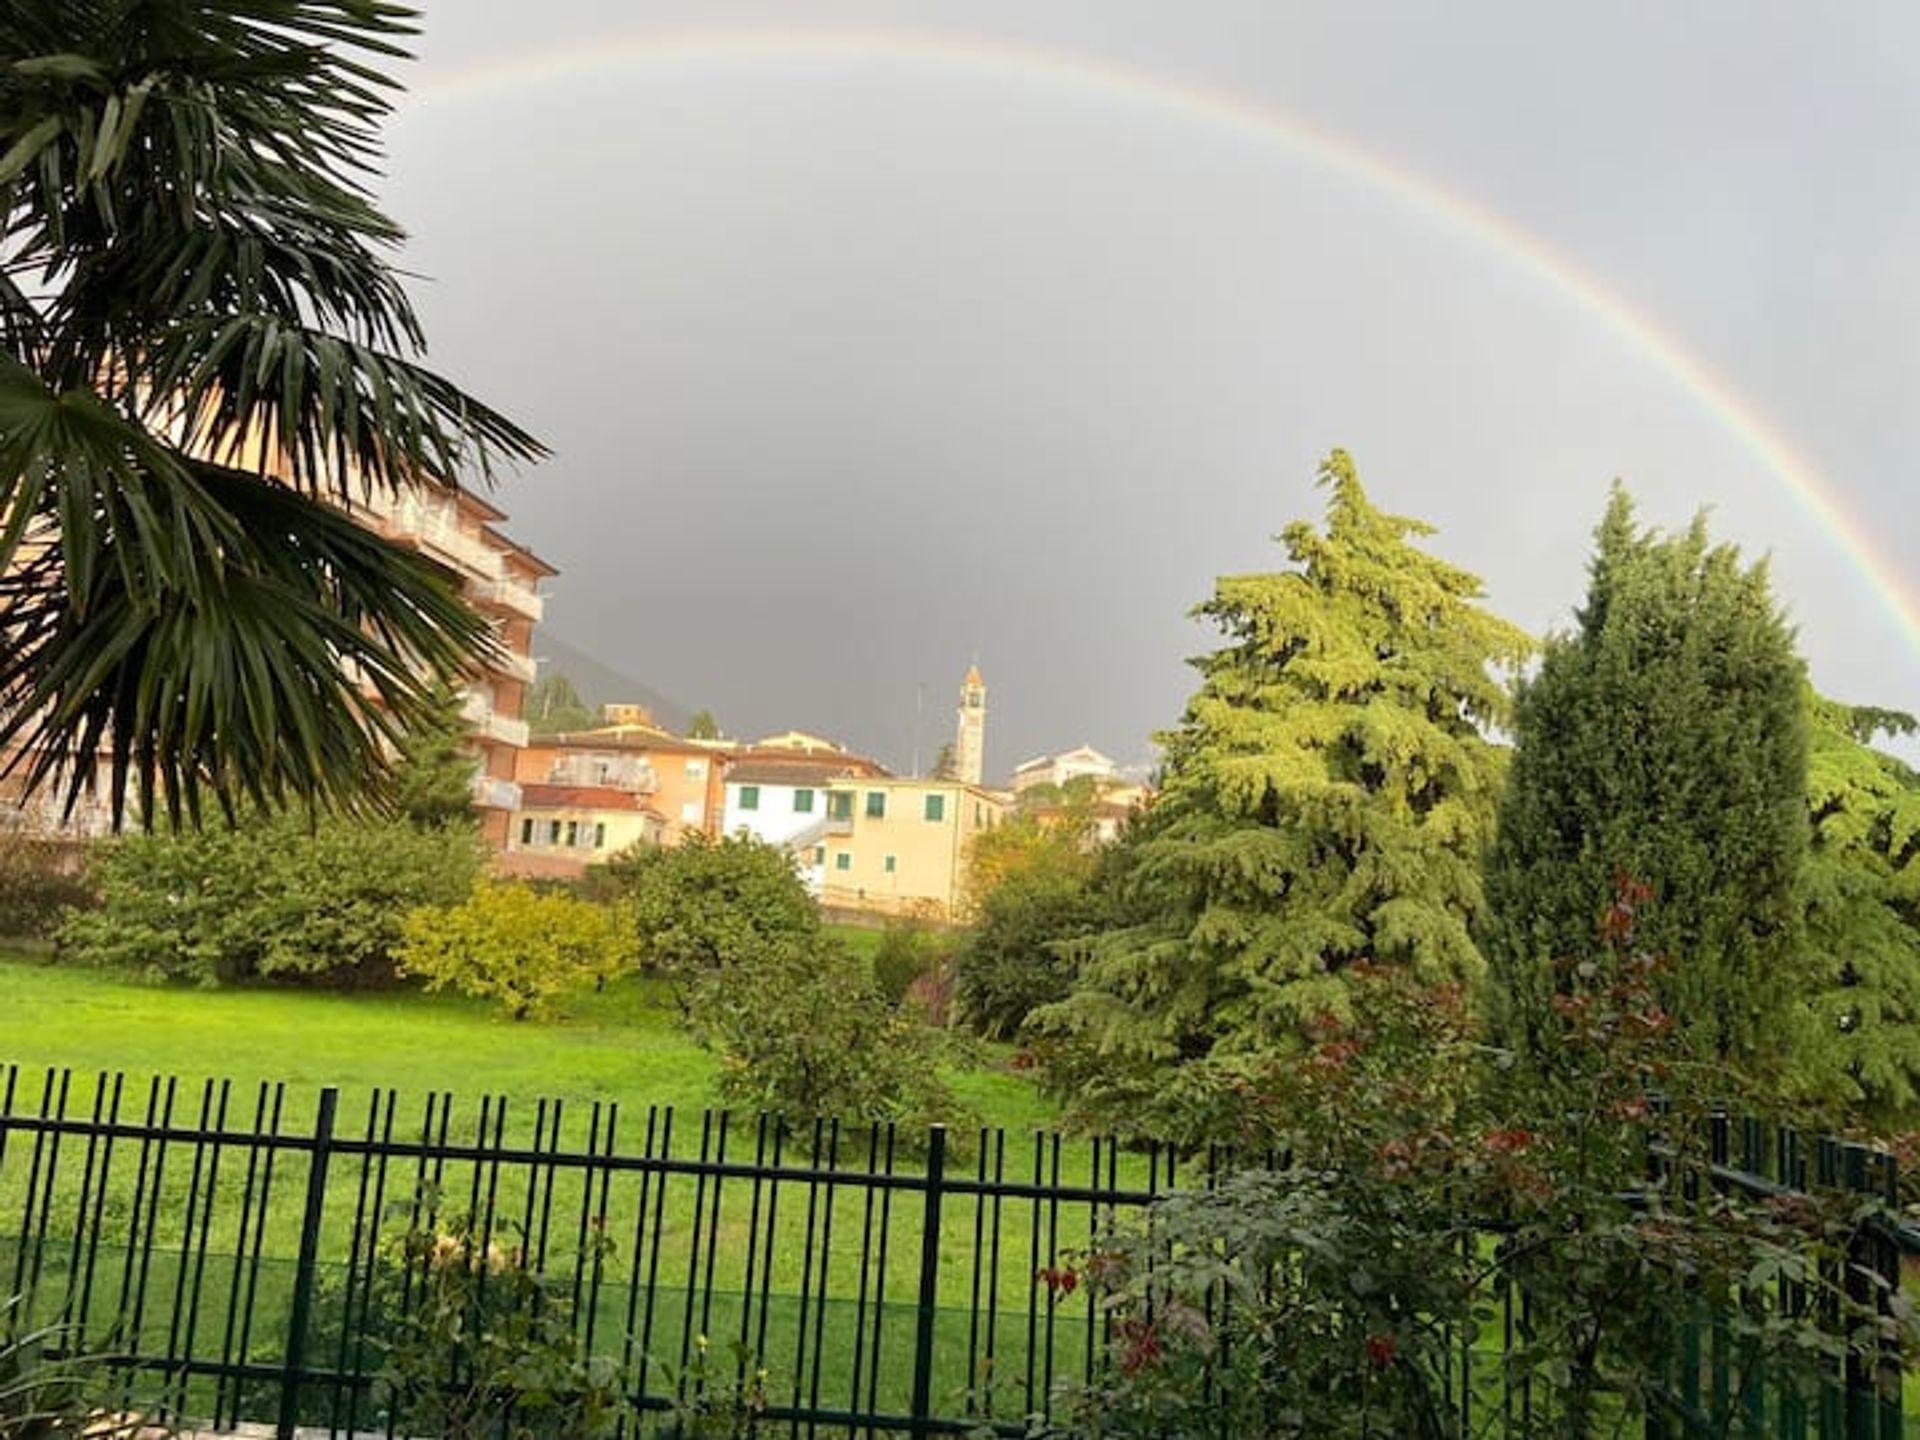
[{"left": 518, "top": 783, "right": 649, "bottom": 812}]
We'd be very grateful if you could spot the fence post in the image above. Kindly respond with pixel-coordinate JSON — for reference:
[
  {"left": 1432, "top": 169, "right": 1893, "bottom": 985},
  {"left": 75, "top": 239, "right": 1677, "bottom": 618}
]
[
  {"left": 909, "top": 1124, "right": 948, "bottom": 1440},
  {"left": 277, "top": 1086, "right": 338, "bottom": 1440}
]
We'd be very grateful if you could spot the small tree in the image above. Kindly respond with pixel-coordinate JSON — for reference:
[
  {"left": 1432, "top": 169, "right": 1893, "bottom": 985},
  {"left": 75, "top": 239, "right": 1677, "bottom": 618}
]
[
  {"left": 929, "top": 742, "right": 957, "bottom": 781},
  {"left": 686, "top": 709, "right": 721, "bottom": 741},
  {"left": 398, "top": 882, "right": 631, "bottom": 1021},
  {"left": 593, "top": 833, "right": 818, "bottom": 992},
  {"left": 686, "top": 937, "right": 968, "bottom": 1133},
  {"left": 1484, "top": 488, "right": 1814, "bottom": 1094}
]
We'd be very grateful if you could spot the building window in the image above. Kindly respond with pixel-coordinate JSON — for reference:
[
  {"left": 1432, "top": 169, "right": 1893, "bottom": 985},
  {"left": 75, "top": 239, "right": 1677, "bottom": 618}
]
[
  {"left": 685, "top": 758, "right": 707, "bottom": 779},
  {"left": 884, "top": 854, "right": 897, "bottom": 874},
  {"left": 739, "top": 785, "right": 760, "bottom": 812},
  {"left": 975, "top": 803, "right": 984, "bottom": 826},
  {"left": 813, "top": 846, "right": 826, "bottom": 865},
  {"left": 546, "top": 820, "right": 563, "bottom": 845},
  {"left": 924, "top": 793, "right": 945, "bottom": 822},
  {"left": 793, "top": 788, "right": 814, "bottom": 813},
  {"left": 834, "top": 852, "right": 852, "bottom": 872},
  {"left": 594, "top": 823, "right": 607, "bottom": 849},
  {"left": 828, "top": 791, "right": 853, "bottom": 821},
  {"left": 865, "top": 791, "right": 886, "bottom": 819},
  {"left": 565, "top": 820, "right": 579, "bottom": 847},
  {"left": 520, "top": 818, "right": 534, "bottom": 846}
]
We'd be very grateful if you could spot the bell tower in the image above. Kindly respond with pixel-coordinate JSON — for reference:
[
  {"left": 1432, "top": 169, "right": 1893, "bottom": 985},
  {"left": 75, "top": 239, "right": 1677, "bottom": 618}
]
[{"left": 955, "top": 664, "right": 987, "bottom": 786}]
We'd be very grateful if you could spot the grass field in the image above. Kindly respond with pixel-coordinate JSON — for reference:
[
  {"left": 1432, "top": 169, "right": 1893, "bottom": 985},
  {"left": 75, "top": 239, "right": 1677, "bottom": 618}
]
[{"left": 0, "top": 939, "right": 1053, "bottom": 1136}]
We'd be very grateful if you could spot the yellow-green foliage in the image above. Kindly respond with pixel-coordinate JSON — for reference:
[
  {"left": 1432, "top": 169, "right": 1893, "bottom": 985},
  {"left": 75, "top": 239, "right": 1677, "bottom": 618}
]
[
  {"left": 398, "top": 883, "right": 632, "bottom": 1021},
  {"left": 1030, "top": 451, "right": 1531, "bottom": 1132}
]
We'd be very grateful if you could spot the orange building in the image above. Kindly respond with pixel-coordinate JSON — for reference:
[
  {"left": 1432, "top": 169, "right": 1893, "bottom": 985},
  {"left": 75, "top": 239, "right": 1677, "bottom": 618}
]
[{"left": 500, "top": 725, "right": 730, "bottom": 878}]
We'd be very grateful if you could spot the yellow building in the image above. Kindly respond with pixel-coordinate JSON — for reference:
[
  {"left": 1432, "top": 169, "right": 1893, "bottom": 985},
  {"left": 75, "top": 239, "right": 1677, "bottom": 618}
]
[{"left": 815, "top": 776, "right": 1009, "bottom": 921}]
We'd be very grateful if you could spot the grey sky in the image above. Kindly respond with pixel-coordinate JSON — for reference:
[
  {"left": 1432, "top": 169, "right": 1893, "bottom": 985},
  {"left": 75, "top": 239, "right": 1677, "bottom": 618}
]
[{"left": 382, "top": 2, "right": 1920, "bottom": 778}]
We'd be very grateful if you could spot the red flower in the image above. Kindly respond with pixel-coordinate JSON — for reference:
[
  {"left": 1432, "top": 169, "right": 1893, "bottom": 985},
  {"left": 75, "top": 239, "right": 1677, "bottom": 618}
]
[
  {"left": 1484, "top": 1127, "right": 1534, "bottom": 1155},
  {"left": 1365, "top": 1332, "right": 1398, "bottom": 1370}
]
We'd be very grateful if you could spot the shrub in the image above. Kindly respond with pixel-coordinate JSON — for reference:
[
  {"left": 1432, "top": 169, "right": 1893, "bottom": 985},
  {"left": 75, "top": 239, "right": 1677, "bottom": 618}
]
[
  {"left": 57, "top": 812, "right": 481, "bottom": 986},
  {"left": 871, "top": 919, "right": 953, "bottom": 1009},
  {"left": 686, "top": 936, "right": 971, "bottom": 1135},
  {"left": 397, "top": 882, "right": 631, "bottom": 1020},
  {"left": 954, "top": 865, "right": 1105, "bottom": 1040},
  {"left": 591, "top": 833, "right": 817, "bottom": 995}
]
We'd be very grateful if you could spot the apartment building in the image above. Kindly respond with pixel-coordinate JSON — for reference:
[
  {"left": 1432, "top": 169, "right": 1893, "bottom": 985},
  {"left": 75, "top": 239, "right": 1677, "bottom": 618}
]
[
  {"left": 501, "top": 725, "right": 729, "bottom": 877},
  {"left": 814, "top": 776, "right": 1009, "bottom": 921},
  {"left": 720, "top": 747, "right": 891, "bottom": 894},
  {"left": 353, "top": 485, "right": 552, "bottom": 850}
]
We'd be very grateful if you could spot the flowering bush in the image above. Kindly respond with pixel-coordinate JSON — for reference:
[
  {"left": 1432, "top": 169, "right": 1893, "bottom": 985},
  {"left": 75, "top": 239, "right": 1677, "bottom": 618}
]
[{"left": 1049, "top": 879, "right": 1918, "bottom": 1438}]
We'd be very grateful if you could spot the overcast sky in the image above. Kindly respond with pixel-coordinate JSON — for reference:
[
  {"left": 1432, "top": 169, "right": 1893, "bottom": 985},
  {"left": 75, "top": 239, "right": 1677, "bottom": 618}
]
[{"left": 381, "top": 2, "right": 1920, "bottom": 778}]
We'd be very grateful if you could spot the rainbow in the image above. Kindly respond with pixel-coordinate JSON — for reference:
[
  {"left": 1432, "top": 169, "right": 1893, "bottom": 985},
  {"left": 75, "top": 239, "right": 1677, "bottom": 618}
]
[{"left": 408, "top": 27, "right": 1918, "bottom": 657}]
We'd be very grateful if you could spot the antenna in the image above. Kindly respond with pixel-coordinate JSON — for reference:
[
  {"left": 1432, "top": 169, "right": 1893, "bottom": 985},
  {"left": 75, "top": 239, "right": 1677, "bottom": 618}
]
[{"left": 912, "top": 682, "right": 925, "bottom": 777}]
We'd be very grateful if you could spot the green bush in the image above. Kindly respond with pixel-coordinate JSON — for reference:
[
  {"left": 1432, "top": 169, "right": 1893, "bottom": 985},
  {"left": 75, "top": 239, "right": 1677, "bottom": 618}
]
[
  {"left": 954, "top": 866, "right": 1105, "bottom": 1040},
  {"left": 398, "top": 882, "right": 632, "bottom": 1020},
  {"left": 590, "top": 833, "right": 817, "bottom": 994},
  {"left": 870, "top": 919, "right": 953, "bottom": 1009},
  {"left": 58, "top": 812, "right": 482, "bottom": 987},
  {"left": 686, "top": 936, "right": 971, "bottom": 1136}
]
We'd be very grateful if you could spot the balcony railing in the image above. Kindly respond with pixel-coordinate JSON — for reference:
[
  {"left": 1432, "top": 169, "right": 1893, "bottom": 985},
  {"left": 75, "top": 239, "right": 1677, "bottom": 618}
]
[
  {"left": 471, "top": 775, "right": 522, "bottom": 811},
  {"left": 471, "top": 575, "right": 545, "bottom": 622}
]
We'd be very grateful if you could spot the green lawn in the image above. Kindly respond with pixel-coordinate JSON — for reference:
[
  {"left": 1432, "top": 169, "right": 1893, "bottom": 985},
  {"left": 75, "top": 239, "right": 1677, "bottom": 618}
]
[{"left": 0, "top": 952, "right": 1052, "bottom": 1136}]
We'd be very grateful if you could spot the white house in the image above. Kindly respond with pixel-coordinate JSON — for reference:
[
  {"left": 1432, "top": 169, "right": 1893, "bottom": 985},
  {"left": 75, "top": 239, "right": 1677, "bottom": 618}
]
[
  {"left": 1011, "top": 744, "right": 1120, "bottom": 795},
  {"left": 721, "top": 750, "right": 889, "bottom": 895}
]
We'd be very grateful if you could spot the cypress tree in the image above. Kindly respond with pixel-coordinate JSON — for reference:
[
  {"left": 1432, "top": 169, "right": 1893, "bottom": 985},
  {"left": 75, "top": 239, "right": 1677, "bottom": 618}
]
[
  {"left": 1031, "top": 451, "right": 1531, "bottom": 1129},
  {"left": 1484, "top": 488, "right": 1812, "bottom": 1091}
]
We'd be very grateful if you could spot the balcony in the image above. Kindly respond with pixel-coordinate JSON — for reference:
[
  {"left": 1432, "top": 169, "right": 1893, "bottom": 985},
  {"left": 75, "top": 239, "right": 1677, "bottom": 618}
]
[
  {"left": 471, "top": 575, "right": 545, "bottom": 622},
  {"left": 460, "top": 693, "right": 532, "bottom": 749},
  {"left": 486, "top": 648, "right": 538, "bottom": 684},
  {"left": 471, "top": 775, "right": 522, "bottom": 811}
]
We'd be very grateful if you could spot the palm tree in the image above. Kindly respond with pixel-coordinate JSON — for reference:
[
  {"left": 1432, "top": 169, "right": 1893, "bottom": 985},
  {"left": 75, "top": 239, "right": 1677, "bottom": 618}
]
[{"left": 0, "top": 2, "right": 545, "bottom": 827}]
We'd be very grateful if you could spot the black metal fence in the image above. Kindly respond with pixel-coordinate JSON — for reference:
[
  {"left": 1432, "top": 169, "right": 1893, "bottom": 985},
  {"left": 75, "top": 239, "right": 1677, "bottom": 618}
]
[{"left": 0, "top": 1064, "right": 1913, "bottom": 1439}]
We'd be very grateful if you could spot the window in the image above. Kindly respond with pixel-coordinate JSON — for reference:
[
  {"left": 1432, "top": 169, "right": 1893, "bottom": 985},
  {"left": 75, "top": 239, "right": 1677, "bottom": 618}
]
[
  {"left": 546, "top": 820, "right": 563, "bottom": 845},
  {"left": 828, "top": 791, "right": 853, "bottom": 821},
  {"left": 884, "top": 854, "right": 897, "bottom": 874},
  {"left": 924, "top": 793, "right": 945, "bottom": 822},
  {"left": 520, "top": 818, "right": 534, "bottom": 846},
  {"left": 684, "top": 758, "right": 707, "bottom": 779},
  {"left": 739, "top": 785, "right": 760, "bottom": 812},
  {"left": 865, "top": 791, "right": 886, "bottom": 819},
  {"left": 594, "top": 823, "right": 607, "bottom": 849},
  {"left": 793, "top": 788, "right": 815, "bottom": 813},
  {"left": 813, "top": 846, "right": 826, "bottom": 865},
  {"left": 565, "top": 820, "right": 579, "bottom": 847},
  {"left": 975, "top": 803, "right": 984, "bottom": 826},
  {"left": 834, "top": 852, "right": 852, "bottom": 872}
]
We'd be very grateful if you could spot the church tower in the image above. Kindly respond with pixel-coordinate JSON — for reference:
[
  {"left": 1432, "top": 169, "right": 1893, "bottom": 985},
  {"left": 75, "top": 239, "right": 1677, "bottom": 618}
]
[{"left": 954, "top": 664, "right": 987, "bottom": 786}]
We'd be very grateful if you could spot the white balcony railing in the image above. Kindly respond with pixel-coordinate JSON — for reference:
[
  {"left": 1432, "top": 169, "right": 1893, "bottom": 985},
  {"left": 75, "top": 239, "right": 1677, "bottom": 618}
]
[
  {"left": 472, "top": 575, "right": 545, "bottom": 622},
  {"left": 459, "top": 692, "right": 530, "bottom": 749},
  {"left": 471, "top": 775, "right": 522, "bottom": 811}
]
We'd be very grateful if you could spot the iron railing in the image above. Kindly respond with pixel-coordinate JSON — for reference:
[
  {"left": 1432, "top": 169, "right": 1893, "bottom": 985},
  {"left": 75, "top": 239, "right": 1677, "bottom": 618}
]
[{"left": 0, "top": 1065, "right": 1912, "bottom": 1439}]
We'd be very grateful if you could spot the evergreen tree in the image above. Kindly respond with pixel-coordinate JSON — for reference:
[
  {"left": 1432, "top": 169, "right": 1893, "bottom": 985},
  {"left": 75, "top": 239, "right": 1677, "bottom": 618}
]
[
  {"left": 1802, "top": 696, "right": 1920, "bottom": 1125},
  {"left": 391, "top": 683, "right": 479, "bottom": 828},
  {"left": 1029, "top": 451, "right": 1531, "bottom": 1129},
  {"left": 1483, "top": 488, "right": 1812, "bottom": 1093},
  {"left": 930, "top": 742, "right": 958, "bottom": 781},
  {"left": 686, "top": 709, "right": 721, "bottom": 740}
]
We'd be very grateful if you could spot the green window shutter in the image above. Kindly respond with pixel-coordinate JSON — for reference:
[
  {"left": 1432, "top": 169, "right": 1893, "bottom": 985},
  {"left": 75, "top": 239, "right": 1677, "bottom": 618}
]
[
  {"left": 740, "top": 785, "right": 760, "bottom": 811},
  {"left": 813, "top": 846, "right": 826, "bottom": 865},
  {"left": 594, "top": 823, "right": 607, "bottom": 849},
  {"left": 835, "top": 852, "right": 852, "bottom": 872},
  {"left": 884, "top": 854, "right": 897, "bottom": 874},
  {"left": 829, "top": 791, "right": 853, "bottom": 820},
  {"left": 866, "top": 791, "right": 886, "bottom": 819},
  {"left": 794, "top": 788, "right": 814, "bottom": 813},
  {"left": 924, "top": 793, "right": 945, "bottom": 822}
]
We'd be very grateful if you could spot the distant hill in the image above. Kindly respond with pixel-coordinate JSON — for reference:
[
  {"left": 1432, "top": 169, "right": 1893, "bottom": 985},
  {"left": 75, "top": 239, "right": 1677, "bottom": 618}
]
[{"left": 531, "top": 631, "right": 694, "bottom": 735}]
